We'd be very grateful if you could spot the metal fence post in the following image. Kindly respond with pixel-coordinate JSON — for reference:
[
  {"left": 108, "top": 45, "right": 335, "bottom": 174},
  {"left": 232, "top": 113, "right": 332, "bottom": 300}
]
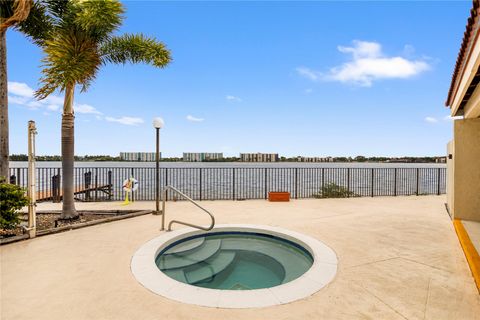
[
  {"left": 371, "top": 168, "right": 374, "bottom": 197},
  {"left": 264, "top": 168, "right": 268, "bottom": 199},
  {"left": 164, "top": 168, "right": 168, "bottom": 201},
  {"left": 232, "top": 168, "right": 235, "bottom": 200},
  {"left": 416, "top": 168, "right": 419, "bottom": 196},
  {"left": 347, "top": 168, "right": 350, "bottom": 197},
  {"left": 394, "top": 168, "right": 397, "bottom": 196},
  {"left": 437, "top": 167, "right": 441, "bottom": 195},
  {"left": 322, "top": 168, "right": 325, "bottom": 191},
  {"left": 294, "top": 168, "right": 298, "bottom": 199},
  {"left": 128, "top": 168, "right": 135, "bottom": 202},
  {"left": 108, "top": 170, "right": 112, "bottom": 200},
  {"left": 199, "top": 168, "right": 203, "bottom": 201}
]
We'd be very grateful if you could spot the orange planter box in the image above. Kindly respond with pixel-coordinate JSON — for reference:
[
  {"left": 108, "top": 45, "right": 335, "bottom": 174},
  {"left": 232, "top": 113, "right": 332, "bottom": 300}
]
[{"left": 268, "top": 192, "right": 290, "bottom": 202}]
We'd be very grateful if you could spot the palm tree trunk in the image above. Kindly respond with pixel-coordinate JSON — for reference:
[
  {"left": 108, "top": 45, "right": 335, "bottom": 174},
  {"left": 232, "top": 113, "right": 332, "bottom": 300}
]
[
  {"left": 0, "top": 30, "right": 9, "bottom": 180},
  {"left": 60, "top": 83, "right": 78, "bottom": 219}
]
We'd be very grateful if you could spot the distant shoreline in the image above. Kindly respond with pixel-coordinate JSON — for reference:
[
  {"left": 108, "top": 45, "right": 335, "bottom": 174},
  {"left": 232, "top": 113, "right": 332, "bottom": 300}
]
[{"left": 9, "top": 161, "right": 446, "bottom": 169}]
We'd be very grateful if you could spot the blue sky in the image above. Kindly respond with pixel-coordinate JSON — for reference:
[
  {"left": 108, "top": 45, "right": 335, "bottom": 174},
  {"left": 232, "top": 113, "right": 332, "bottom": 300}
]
[{"left": 7, "top": 1, "right": 470, "bottom": 157}]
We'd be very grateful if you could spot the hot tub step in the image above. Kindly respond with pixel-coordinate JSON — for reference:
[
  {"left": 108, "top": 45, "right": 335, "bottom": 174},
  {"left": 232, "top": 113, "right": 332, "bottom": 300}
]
[
  {"left": 158, "top": 239, "right": 222, "bottom": 270},
  {"left": 162, "top": 268, "right": 187, "bottom": 283},
  {"left": 163, "top": 237, "right": 205, "bottom": 255},
  {"left": 185, "top": 251, "right": 236, "bottom": 284}
]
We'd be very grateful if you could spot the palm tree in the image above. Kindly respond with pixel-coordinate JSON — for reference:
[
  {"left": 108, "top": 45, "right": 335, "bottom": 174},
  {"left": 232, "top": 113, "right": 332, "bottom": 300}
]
[
  {"left": 0, "top": 0, "right": 33, "bottom": 180},
  {"left": 20, "top": 0, "right": 171, "bottom": 219}
]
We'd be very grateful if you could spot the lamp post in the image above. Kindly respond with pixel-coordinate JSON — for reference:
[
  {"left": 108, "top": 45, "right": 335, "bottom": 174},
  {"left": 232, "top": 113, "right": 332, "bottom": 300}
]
[{"left": 153, "top": 117, "right": 164, "bottom": 215}]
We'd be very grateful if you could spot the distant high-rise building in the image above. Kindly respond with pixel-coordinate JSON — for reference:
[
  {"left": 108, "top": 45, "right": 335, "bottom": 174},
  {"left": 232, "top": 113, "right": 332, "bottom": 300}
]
[
  {"left": 120, "top": 152, "right": 159, "bottom": 162},
  {"left": 240, "top": 153, "right": 279, "bottom": 162},
  {"left": 183, "top": 152, "right": 223, "bottom": 162}
]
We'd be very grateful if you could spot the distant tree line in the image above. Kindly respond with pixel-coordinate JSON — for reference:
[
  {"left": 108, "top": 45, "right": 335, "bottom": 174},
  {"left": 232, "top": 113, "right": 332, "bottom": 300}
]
[
  {"left": 9, "top": 154, "right": 122, "bottom": 161},
  {"left": 10, "top": 154, "right": 194, "bottom": 162},
  {"left": 10, "top": 154, "right": 446, "bottom": 163}
]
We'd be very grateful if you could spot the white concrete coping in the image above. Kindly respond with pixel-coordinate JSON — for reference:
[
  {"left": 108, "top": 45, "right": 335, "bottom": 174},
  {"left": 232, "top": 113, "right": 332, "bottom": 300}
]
[{"left": 131, "top": 224, "right": 338, "bottom": 308}]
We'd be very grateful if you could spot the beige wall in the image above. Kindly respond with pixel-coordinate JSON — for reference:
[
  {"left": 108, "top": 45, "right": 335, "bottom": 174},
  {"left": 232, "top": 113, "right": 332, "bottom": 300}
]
[
  {"left": 452, "top": 118, "right": 480, "bottom": 222},
  {"left": 446, "top": 140, "right": 455, "bottom": 218}
]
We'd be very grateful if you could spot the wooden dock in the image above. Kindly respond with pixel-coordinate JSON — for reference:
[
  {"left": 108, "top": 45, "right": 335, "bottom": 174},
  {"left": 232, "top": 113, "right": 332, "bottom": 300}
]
[{"left": 37, "top": 184, "right": 113, "bottom": 202}]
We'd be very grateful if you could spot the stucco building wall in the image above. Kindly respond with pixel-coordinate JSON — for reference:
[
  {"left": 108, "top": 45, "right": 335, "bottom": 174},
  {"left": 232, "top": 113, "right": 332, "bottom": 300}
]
[{"left": 452, "top": 118, "right": 480, "bottom": 222}]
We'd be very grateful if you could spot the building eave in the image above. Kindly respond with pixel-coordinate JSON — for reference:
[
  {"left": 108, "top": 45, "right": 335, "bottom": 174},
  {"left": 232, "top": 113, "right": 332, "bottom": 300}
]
[{"left": 446, "top": 0, "right": 480, "bottom": 109}]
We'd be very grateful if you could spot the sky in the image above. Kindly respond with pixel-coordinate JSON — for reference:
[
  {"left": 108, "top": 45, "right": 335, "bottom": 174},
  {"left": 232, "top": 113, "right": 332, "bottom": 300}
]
[{"left": 6, "top": 1, "right": 471, "bottom": 157}]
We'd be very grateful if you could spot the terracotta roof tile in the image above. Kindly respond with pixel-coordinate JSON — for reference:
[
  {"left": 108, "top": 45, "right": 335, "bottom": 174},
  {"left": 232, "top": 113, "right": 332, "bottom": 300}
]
[{"left": 446, "top": 0, "right": 480, "bottom": 107}]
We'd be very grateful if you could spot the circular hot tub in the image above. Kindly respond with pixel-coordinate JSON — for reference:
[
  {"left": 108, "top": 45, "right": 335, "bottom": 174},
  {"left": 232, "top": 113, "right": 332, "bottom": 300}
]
[
  {"left": 131, "top": 225, "right": 337, "bottom": 308},
  {"left": 157, "top": 232, "right": 313, "bottom": 290}
]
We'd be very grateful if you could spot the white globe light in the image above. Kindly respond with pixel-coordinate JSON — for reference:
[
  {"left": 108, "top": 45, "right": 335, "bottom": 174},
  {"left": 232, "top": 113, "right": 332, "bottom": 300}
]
[{"left": 153, "top": 117, "right": 164, "bottom": 129}]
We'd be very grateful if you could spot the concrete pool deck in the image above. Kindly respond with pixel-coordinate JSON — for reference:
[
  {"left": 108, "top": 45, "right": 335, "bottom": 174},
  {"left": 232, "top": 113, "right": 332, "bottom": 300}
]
[{"left": 1, "top": 196, "right": 479, "bottom": 319}]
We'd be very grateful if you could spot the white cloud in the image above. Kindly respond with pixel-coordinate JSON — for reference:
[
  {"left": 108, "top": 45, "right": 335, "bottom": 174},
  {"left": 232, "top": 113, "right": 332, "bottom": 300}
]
[
  {"left": 105, "top": 116, "right": 144, "bottom": 126},
  {"left": 186, "top": 115, "right": 204, "bottom": 122},
  {"left": 296, "top": 67, "right": 319, "bottom": 81},
  {"left": 8, "top": 95, "right": 29, "bottom": 105},
  {"left": 75, "top": 103, "right": 102, "bottom": 115},
  {"left": 8, "top": 81, "right": 34, "bottom": 98},
  {"left": 226, "top": 95, "right": 242, "bottom": 102},
  {"left": 338, "top": 41, "right": 382, "bottom": 59},
  {"left": 8, "top": 81, "right": 62, "bottom": 111},
  {"left": 8, "top": 81, "right": 151, "bottom": 127},
  {"left": 425, "top": 116, "right": 438, "bottom": 123},
  {"left": 8, "top": 81, "right": 104, "bottom": 116},
  {"left": 297, "top": 40, "right": 430, "bottom": 87}
]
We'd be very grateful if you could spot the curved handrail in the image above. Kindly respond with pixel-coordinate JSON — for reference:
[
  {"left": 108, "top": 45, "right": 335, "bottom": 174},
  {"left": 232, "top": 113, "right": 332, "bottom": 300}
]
[{"left": 161, "top": 185, "right": 215, "bottom": 232}]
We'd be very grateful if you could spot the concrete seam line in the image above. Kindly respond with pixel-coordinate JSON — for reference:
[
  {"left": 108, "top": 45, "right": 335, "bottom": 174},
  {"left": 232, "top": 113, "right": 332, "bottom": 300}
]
[{"left": 453, "top": 219, "right": 480, "bottom": 294}]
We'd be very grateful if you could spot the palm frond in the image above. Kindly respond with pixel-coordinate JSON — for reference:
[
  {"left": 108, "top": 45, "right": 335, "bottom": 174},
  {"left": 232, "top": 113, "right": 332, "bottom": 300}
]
[
  {"left": 43, "top": 0, "right": 70, "bottom": 20},
  {"left": 100, "top": 33, "right": 171, "bottom": 68},
  {"left": 71, "top": 0, "right": 123, "bottom": 42},
  {"left": 16, "top": 1, "right": 53, "bottom": 46},
  {"left": 35, "top": 29, "right": 100, "bottom": 99}
]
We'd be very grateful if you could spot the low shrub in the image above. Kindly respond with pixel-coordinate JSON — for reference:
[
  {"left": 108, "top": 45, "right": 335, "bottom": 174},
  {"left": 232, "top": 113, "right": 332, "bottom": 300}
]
[
  {"left": 314, "top": 182, "right": 356, "bottom": 198},
  {"left": 0, "top": 177, "right": 29, "bottom": 230}
]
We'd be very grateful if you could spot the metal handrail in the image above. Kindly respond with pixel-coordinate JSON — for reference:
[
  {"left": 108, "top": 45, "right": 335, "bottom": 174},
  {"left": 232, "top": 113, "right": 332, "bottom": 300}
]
[{"left": 160, "top": 185, "right": 215, "bottom": 232}]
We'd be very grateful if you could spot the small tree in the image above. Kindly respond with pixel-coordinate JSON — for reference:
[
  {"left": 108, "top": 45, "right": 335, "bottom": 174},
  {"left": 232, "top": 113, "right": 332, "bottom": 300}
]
[
  {"left": 19, "top": 0, "right": 171, "bottom": 219},
  {"left": 0, "top": 178, "right": 28, "bottom": 230},
  {"left": 314, "top": 183, "right": 356, "bottom": 198}
]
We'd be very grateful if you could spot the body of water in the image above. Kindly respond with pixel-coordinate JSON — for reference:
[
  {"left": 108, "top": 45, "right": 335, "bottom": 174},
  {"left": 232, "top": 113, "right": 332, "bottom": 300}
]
[{"left": 10, "top": 161, "right": 446, "bottom": 169}]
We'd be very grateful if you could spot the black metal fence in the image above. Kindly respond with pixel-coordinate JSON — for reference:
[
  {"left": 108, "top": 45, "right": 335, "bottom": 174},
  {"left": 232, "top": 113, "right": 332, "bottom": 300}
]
[{"left": 8, "top": 167, "right": 447, "bottom": 202}]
